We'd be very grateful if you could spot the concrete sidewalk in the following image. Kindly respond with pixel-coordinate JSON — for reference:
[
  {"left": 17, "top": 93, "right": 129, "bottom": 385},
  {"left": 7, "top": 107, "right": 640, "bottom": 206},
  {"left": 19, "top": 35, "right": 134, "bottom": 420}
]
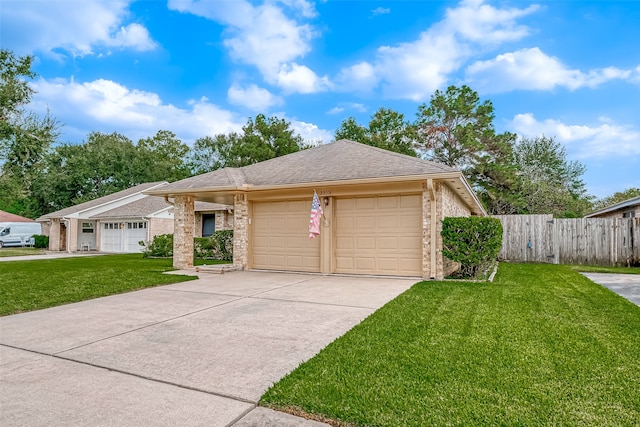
[
  {"left": 0, "top": 251, "right": 106, "bottom": 262},
  {"left": 0, "top": 271, "right": 415, "bottom": 426},
  {"left": 581, "top": 272, "right": 640, "bottom": 306}
]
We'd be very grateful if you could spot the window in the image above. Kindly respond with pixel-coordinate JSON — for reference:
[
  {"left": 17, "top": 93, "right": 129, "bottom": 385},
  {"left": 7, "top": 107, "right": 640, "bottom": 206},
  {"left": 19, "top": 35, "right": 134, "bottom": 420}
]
[
  {"left": 126, "top": 222, "right": 147, "bottom": 229},
  {"left": 202, "top": 214, "right": 215, "bottom": 237},
  {"left": 0, "top": 227, "right": 9, "bottom": 236},
  {"left": 82, "top": 222, "right": 94, "bottom": 233},
  {"left": 623, "top": 210, "right": 635, "bottom": 218}
]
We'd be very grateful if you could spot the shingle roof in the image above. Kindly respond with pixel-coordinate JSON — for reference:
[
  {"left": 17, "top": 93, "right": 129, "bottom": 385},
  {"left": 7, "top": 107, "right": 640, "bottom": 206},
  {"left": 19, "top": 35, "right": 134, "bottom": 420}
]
[
  {"left": 37, "top": 182, "right": 168, "bottom": 220},
  {"left": 90, "top": 195, "right": 172, "bottom": 219},
  {"left": 585, "top": 195, "right": 640, "bottom": 218},
  {"left": 0, "top": 210, "right": 36, "bottom": 223},
  {"left": 156, "top": 139, "right": 459, "bottom": 192}
]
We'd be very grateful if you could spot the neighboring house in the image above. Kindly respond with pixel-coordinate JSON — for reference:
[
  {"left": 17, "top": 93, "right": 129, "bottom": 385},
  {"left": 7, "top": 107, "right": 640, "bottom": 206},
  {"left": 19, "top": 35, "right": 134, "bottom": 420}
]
[
  {"left": 585, "top": 195, "right": 640, "bottom": 219},
  {"left": 146, "top": 139, "right": 486, "bottom": 279},
  {"left": 37, "top": 182, "right": 233, "bottom": 253},
  {"left": 0, "top": 210, "right": 37, "bottom": 224}
]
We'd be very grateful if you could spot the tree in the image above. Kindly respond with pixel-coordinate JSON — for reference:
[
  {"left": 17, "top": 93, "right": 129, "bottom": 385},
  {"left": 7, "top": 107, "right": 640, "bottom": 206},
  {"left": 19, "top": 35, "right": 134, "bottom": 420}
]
[
  {"left": 187, "top": 114, "right": 306, "bottom": 173},
  {"left": 33, "top": 132, "right": 139, "bottom": 213},
  {"left": 335, "top": 108, "right": 417, "bottom": 156},
  {"left": 415, "top": 85, "right": 518, "bottom": 214},
  {"left": 0, "top": 49, "right": 60, "bottom": 218},
  {"left": 188, "top": 133, "right": 242, "bottom": 174},
  {"left": 513, "top": 136, "right": 592, "bottom": 217},
  {"left": 593, "top": 187, "right": 640, "bottom": 211},
  {"left": 135, "top": 130, "right": 190, "bottom": 182}
]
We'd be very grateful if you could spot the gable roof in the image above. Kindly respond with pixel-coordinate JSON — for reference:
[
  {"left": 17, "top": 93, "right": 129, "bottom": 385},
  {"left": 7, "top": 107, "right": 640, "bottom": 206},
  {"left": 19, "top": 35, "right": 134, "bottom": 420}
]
[
  {"left": 585, "top": 195, "right": 640, "bottom": 218},
  {"left": 152, "top": 139, "right": 459, "bottom": 192},
  {"left": 37, "top": 182, "right": 168, "bottom": 220},
  {"left": 0, "top": 210, "right": 36, "bottom": 223},
  {"left": 90, "top": 195, "right": 172, "bottom": 219},
  {"left": 146, "top": 139, "right": 485, "bottom": 215}
]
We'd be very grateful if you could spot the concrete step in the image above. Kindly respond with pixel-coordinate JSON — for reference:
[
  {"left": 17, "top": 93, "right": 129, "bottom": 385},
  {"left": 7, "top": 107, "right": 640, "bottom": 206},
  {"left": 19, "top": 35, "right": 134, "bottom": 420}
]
[{"left": 195, "top": 264, "right": 240, "bottom": 274}]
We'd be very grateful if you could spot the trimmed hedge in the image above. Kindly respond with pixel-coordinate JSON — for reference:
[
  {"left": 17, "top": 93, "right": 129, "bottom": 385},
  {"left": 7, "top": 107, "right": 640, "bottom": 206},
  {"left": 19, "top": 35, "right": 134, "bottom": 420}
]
[
  {"left": 142, "top": 231, "right": 233, "bottom": 261},
  {"left": 141, "top": 233, "right": 173, "bottom": 258},
  {"left": 194, "top": 230, "right": 233, "bottom": 261},
  {"left": 441, "top": 217, "right": 503, "bottom": 279},
  {"left": 33, "top": 235, "right": 49, "bottom": 248}
]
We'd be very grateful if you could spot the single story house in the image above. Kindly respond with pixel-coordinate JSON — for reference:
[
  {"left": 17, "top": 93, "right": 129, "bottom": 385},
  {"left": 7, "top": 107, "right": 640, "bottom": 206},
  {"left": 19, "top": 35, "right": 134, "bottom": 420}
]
[
  {"left": 37, "top": 182, "right": 233, "bottom": 253},
  {"left": 146, "top": 139, "right": 486, "bottom": 280},
  {"left": 585, "top": 195, "right": 640, "bottom": 219}
]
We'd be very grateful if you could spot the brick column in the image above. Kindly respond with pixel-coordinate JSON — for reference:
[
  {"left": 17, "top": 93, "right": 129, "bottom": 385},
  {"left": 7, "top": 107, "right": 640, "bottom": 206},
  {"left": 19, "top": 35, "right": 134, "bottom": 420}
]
[
  {"left": 173, "top": 195, "right": 195, "bottom": 269},
  {"left": 49, "top": 219, "right": 61, "bottom": 251},
  {"left": 233, "top": 193, "right": 248, "bottom": 270}
]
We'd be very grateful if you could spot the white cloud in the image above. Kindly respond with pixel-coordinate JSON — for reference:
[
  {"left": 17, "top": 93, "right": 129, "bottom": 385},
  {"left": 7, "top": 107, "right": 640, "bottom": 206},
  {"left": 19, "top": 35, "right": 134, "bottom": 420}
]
[
  {"left": 227, "top": 83, "right": 284, "bottom": 111},
  {"left": 466, "top": 48, "right": 634, "bottom": 92},
  {"left": 327, "top": 103, "right": 367, "bottom": 115},
  {"left": 336, "top": 0, "right": 540, "bottom": 101},
  {"left": 276, "top": 63, "right": 331, "bottom": 94},
  {"left": 371, "top": 7, "right": 391, "bottom": 16},
  {"left": 30, "top": 78, "right": 243, "bottom": 144},
  {"left": 444, "top": 0, "right": 540, "bottom": 44},
  {"left": 289, "top": 119, "right": 334, "bottom": 145},
  {"left": 335, "top": 62, "right": 379, "bottom": 94},
  {"left": 1, "top": 0, "right": 156, "bottom": 56},
  {"left": 511, "top": 113, "right": 640, "bottom": 158},
  {"left": 168, "top": 0, "right": 322, "bottom": 93}
]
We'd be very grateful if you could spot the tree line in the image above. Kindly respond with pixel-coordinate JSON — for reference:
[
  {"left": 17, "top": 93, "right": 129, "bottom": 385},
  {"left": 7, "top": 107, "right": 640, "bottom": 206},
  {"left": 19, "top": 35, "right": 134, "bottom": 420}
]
[{"left": 1, "top": 49, "right": 635, "bottom": 219}]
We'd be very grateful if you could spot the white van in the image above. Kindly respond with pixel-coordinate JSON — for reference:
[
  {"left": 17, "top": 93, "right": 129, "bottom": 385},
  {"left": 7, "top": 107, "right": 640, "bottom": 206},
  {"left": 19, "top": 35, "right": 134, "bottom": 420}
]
[{"left": 0, "top": 222, "right": 42, "bottom": 248}]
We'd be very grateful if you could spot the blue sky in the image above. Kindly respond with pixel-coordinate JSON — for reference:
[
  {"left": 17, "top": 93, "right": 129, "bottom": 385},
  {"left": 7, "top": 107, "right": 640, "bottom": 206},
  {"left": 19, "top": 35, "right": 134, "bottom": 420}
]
[{"left": 2, "top": 0, "right": 639, "bottom": 199}]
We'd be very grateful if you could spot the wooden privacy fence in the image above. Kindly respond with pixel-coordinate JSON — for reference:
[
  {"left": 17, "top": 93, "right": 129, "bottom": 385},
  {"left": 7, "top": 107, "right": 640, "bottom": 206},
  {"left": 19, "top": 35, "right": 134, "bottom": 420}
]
[{"left": 493, "top": 215, "right": 640, "bottom": 266}]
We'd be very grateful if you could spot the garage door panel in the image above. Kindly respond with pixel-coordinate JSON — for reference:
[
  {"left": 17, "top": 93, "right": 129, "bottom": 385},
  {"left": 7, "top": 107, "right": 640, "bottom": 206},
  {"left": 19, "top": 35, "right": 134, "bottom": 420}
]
[
  {"left": 355, "top": 216, "right": 376, "bottom": 229},
  {"left": 379, "top": 237, "right": 399, "bottom": 250},
  {"left": 336, "top": 237, "right": 354, "bottom": 250},
  {"left": 336, "top": 257, "right": 354, "bottom": 270},
  {"left": 356, "top": 258, "right": 375, "bottom": 270},
  {"left": 252, "top": 200, "right": 320, "bottom": 273},
  {"left": 378, "top": 258, "right": 399, "bottom": 272},
  {"left": 355, "top": 198, "right": 376, "bottom": 209},
  {"left": 335, "top": 195, "right": 421, "bottom": 276},
  {"left": 356, "top": 237, "right": 376, "bottom": 250}
]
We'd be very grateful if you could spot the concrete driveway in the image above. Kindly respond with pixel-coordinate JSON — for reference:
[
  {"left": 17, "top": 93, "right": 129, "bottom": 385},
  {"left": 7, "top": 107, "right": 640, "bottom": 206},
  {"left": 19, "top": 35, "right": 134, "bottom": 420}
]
[
  {"left": 0, "top": 271, "right": 415, "bottom": 426},
  {"left": 581, "top": 272, "right": 640, "bottom": 306}
]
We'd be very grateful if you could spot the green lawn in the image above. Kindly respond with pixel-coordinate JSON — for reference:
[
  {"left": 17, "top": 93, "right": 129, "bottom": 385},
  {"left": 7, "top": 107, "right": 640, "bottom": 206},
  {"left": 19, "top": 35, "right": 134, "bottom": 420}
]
[
  {"left": 0, "top": 247, "right": 46, "bottom": 257},
  {"left": 261, "top": 263, "right": 640, "bottom": 426},
  {"left": 0, "top": 254, "right": 198, "bottom": 316}
]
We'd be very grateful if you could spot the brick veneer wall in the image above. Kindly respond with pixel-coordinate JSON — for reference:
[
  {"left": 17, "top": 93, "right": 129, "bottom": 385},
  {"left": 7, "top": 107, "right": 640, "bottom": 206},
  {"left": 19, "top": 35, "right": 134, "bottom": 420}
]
[
  {"left": 233, "top": 193, "right": 248, "bottom": 269},
  {"left": 173, "top": 195, "right": 195, "bottom": 269}
]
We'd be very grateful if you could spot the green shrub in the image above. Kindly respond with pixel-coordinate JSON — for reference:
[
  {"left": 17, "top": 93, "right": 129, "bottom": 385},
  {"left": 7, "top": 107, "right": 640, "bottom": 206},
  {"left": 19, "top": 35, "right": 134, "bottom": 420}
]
[
  {"left": 141, "top": 233, "right": 173, "bottom": 258},
  {"left": 143, "top": 231, "right": 233, "bottom": 261},
  {"left": 194, "top": 230, "right": 233, "bottom": 261},
  {"left": 33, "top": 235, "right": 49, "bottom": 248},
  {"left": 441, "top": 216, "right": 503, "bottom": 279}
]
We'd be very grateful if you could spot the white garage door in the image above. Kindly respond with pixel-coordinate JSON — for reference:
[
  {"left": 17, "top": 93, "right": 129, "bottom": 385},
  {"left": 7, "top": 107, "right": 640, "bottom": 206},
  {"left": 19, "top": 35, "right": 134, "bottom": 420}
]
[
  {"left": 101, "top": 221, "right": 147, "bottom": 253},
  {"left": 124, "top": 222, "right": 147, "bottom": 253},
  {"left": 101, "top": 222, "right": 123, "bottom": 252},
  {"left": 252, "top": 200, "right": 321, "bottom": 273},
  {"left": 335, "top": 195, "right": 422, "bottom": 276}
]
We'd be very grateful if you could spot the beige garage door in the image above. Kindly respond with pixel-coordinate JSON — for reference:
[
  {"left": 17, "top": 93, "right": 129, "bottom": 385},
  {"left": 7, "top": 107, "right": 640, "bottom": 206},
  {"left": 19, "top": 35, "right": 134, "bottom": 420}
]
[
  {"left": 335, "top": 195, "right": 422, "bottom": 276},
  {"left": 252, "top": 200, "right": 321, "bottom": 273}
]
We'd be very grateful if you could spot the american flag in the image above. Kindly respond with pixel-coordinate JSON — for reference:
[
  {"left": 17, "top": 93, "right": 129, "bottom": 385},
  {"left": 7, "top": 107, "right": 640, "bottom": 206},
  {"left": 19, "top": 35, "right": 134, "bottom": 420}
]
[{"left": 309, "top": 192, "right": 323, "bottom": 239}]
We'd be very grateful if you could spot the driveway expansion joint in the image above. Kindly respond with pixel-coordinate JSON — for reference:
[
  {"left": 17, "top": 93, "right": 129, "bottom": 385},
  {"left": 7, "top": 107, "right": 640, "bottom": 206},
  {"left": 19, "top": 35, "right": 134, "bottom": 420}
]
[{"left": 1, "top": 343, "right": 259, "bottom": 406}]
